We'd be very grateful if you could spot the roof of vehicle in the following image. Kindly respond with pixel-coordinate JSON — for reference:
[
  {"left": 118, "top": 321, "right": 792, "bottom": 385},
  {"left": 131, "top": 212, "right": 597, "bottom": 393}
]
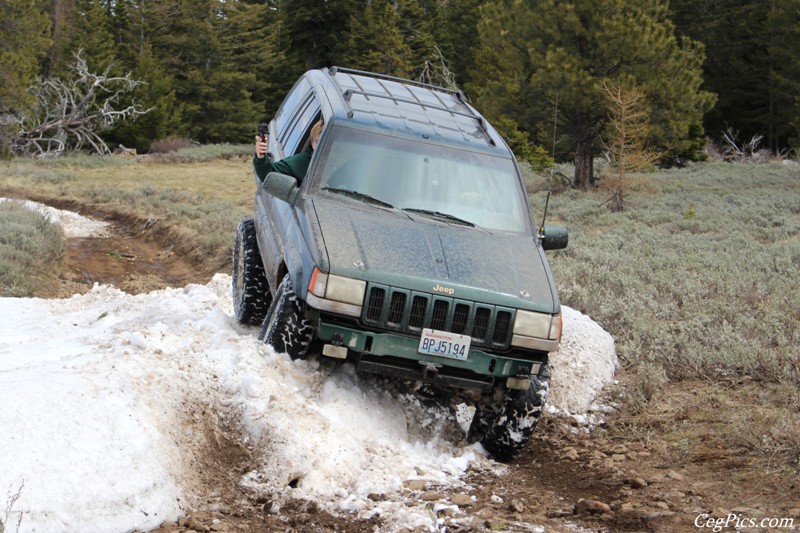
[{"left": 307, "top": 67, "right": 510, "bottom": 153}]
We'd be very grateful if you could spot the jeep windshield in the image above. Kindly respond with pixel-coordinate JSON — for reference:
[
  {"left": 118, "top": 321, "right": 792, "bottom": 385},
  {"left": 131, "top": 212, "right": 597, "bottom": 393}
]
[{"left": 313, "top": 125, "right": 531, "bottom": 233}]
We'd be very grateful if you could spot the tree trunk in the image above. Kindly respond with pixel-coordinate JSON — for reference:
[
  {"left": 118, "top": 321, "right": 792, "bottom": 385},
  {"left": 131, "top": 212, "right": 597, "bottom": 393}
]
[{"left": 573, "top": 136, "right": 594, "bottom": 190}]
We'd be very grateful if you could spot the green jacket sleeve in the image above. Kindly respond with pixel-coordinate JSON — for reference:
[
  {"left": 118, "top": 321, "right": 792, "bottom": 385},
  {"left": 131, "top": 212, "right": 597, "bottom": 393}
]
[{"left": 253, "top": 149, "right": 313, "bottom": 183}]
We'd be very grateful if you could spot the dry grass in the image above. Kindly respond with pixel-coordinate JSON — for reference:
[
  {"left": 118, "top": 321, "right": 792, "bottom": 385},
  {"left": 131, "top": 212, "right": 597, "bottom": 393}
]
[
  {"left": 1, "top": 153, "right": 254, "bottom": 274},
  {"left": 0, "top": 201, "right": 65, "bottom": 296}
]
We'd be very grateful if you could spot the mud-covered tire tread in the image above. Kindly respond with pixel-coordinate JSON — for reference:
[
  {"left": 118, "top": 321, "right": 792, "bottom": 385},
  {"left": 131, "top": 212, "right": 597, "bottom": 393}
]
[
  {"left": 258, "top": 274, "right": 314, "bottom": 359},
  {"left": 232, "top": 218, "right": 271, "bottom": 325},
  {"left": 476, "top": 365, "right": 551, "bottom": 462}
]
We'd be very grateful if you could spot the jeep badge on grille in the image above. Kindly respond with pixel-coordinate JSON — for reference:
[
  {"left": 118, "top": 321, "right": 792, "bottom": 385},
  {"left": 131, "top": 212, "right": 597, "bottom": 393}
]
[{"left": 432, "top": 283, "right": 455, "bottom": 295}]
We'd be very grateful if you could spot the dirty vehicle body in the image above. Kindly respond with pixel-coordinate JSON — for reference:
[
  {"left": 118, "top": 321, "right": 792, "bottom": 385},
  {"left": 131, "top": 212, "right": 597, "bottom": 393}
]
[{"left": 232, "top": 67, "right": 568, "bottom": 461}]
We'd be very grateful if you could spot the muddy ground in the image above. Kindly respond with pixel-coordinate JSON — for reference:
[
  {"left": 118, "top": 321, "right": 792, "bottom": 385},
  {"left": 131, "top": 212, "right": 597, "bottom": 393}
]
[{"left": 31, "top": 210, "right": 800, "bottom": 533}]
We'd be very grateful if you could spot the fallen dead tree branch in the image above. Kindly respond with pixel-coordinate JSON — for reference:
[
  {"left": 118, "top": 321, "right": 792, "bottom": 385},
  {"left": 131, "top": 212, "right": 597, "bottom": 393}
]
[{"left": 3, "top": 51, "right": 149, "bottom": 157}]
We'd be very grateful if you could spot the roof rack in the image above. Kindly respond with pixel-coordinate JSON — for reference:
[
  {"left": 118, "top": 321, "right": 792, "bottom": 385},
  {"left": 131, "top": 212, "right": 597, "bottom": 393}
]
[
  {"left": 328, "top": 66, "right": 466, "bottom": 102},
  {"left": 326, "top": 66, "right": 494, "bottom": 145}
]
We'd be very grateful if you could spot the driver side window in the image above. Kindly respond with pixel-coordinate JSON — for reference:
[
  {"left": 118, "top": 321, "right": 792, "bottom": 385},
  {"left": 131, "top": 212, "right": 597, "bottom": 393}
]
[{"left": 281, "top": 95, "right": 321, "bottom": 156}]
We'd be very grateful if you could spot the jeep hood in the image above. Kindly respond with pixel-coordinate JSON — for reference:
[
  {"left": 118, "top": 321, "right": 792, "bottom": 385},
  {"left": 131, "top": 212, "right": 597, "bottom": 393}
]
[{"left": 312, "top": 197, "right": 557, "bottom": 311}]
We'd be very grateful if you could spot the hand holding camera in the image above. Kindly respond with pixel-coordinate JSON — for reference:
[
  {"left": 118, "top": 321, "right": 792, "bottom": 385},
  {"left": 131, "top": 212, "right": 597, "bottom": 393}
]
[{"left": 255, "top": 123, "right": 268, "bottom": 158}]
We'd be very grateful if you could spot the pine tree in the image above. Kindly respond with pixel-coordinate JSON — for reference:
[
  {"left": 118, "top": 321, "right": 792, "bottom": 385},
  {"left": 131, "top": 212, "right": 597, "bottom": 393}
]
[
  {"left": 469, "top": 0, "right": 715, "bottom": 189},
  {"left": 671, "top": 0, "right": 800, "bottom": 154},
  {"left": 216, "top": 0, "right": 291, "bottom": 121},
  {"left": 283, "top": 0, "right": 356, "bottom": 69},
  {"left": 345, "top": 0, "right": 413, "bottom": 76},
  {"left": 0, "top": 0, "right": 52, "bottom": 113},
  {"left": 107, "top": 42, "right": 184, "bottom": 151},
  {"left": 671, "top": 1, "right": 768, "bottom": 151},
  {"left": 142, "top": 0, "right": 260, "bottom": 143},
  {"left": 42, "top": 0, "right": 118, "bottom": 77},
  {"left": 44, "top": 0, "right": 77, "bottom": 77},
  {"left": 433, "top": 0, "right": 483, "bottom": 87},
  {"left": 768, "top": 0, "right": 800, "bottom": 152},
  {"left": 395, "top": 0, "right": 437, "bottom": 77},
  {"left": 72, "top": 0, "right": 117, "bottom": 72},
  {"left": 108, "top": 0, "right": 141, "bottom": 65}
]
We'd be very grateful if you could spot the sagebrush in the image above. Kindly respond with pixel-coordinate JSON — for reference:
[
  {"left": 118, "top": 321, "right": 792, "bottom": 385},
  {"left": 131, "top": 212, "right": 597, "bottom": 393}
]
[{"left": 531, "top": 161, "right": 799, "bottom": 385}]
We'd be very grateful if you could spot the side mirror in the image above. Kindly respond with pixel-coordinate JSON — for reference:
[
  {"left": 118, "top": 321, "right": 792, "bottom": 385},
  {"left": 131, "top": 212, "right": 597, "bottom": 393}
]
[
  {"left": 540, "top": 225, "right": 568, "bottom": 250},
  {"left": 264, "top": 171, "right": 300, "bottom": 204}
]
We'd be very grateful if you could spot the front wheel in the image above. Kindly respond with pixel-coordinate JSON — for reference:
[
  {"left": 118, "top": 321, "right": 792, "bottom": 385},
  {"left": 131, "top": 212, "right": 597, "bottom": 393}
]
[
  {"left": 258, "top": 274, "right": 314, "bottom": 359},
  {"left": 232, "top": 218, "right": 271, "bottom": 325},
  {"left": 469, "top": 364, "right": 550, "bottom": 462}
]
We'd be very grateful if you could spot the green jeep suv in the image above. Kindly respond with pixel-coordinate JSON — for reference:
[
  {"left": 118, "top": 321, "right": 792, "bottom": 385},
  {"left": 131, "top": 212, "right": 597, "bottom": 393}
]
[{"left": 232, "top": 67, "right": 568, "bottom": 461}]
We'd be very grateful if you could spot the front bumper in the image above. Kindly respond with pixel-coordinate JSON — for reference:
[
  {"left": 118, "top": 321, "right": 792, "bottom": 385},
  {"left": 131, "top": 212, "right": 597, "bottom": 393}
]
[{"left": 317, "top": 320, "right": 545, "bottom": 391}]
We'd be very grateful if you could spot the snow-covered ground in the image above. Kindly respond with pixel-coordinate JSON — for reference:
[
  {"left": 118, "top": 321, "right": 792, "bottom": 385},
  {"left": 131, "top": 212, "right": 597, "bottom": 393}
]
[{"left": 0, "top": 203, "right": 617, "bottom": 533}]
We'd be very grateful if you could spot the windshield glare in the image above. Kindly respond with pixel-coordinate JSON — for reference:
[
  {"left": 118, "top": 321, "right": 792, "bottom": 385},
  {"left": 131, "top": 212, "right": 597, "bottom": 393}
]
[{"left": 313, "top": 126, "right": 530, "bottom": 232}]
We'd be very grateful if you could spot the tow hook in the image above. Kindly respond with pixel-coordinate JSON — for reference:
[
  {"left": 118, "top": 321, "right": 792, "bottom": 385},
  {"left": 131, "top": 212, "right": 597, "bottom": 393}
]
[
  {"left": 507, "top": 375, "right": 531, "bottom": 390},
  {"left": 419, "top": 361, "right": 442, "bottom": 380}
]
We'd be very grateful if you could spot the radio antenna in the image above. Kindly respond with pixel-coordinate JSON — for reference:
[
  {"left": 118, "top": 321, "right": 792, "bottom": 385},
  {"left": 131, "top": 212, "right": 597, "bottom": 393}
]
[
  {"left": 538, "top": 190, "right": 551, "bottom": 238},
  {"left": 540, "top": 92, "right": 558, "bottom": 238}
]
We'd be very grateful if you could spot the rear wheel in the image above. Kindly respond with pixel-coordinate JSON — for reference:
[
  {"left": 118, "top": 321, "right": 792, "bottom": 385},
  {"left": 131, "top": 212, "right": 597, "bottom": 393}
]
[
  {"left": 468, "top": 364, "right": 550, "bottom": 462},
  {"left": 258, "top": 274, "right": 314, "bottom": 359},
  {"left": 232, "top": 218, "right": 271, "bottom": 325}
]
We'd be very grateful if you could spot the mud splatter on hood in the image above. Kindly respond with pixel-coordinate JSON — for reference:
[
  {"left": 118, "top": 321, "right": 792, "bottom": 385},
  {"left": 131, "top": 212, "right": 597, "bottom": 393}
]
[{"left": 313, "top": 196, "right": 557, "bottom": 312}]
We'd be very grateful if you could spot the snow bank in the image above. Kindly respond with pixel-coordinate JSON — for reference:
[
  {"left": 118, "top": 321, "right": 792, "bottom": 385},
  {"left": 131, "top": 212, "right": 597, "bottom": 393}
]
[
  {"left": 0, "top": 198, "right": 109, "bottom": 238},
  {"left": 0, "top": 275, "right": 616, "bottom": 532},
  {"left": 548, "top": 306, "right": 618, "bottom": 415}
]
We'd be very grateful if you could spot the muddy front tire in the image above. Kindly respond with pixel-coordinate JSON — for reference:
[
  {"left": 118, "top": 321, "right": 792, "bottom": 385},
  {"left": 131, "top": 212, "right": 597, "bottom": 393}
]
[
  {"left": 469, "top": 365, "right": 550, "bottom": 462},
  {"left": 258, "top": 274, "right": 314, "bottom": 359},
  {"left": 232, "top": 219, "right": 271, "bottom": 325}
]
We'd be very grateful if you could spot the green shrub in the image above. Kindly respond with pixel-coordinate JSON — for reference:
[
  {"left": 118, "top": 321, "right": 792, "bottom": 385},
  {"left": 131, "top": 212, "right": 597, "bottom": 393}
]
[
  {"left": 149, "top": 136, "right": 196, "bottom": 153},
  {"left": 148, "top": 143, "right": 251, "bottom": 163},
  {"left": 0, "top": 202, "right": 65, "bottom": 297},
  {"left": 543, "top": 162, "right": 800, "bottom": 384},
  {"left": 32, "top": 152, "right": 134, "bottom": 168},
  {"left": 0, "top": 163, "right": 77, "bottom": 183}
]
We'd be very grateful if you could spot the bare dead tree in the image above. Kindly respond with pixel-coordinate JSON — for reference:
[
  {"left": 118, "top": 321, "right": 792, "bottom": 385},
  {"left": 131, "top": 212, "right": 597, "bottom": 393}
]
[
  {"left": 418, "top": 46, "right": 459, "bottom": 91},
  {"left": 3, "top": 51, "right": 149, "bottom": 157},
  {"left": 721, "top": 127, "right": 764, "bottom": 161}
]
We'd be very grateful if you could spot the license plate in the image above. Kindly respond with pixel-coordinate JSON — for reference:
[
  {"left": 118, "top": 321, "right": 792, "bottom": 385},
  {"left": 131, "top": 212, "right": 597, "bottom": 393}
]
[{"left": 418, "top": 328, "right": 471, "bottom": 360}]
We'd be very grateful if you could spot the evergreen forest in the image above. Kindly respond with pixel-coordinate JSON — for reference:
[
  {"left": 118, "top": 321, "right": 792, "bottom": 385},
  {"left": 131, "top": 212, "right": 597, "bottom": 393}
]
[{"left": 2, "top": 0, "right": 799, "bottom": 185}]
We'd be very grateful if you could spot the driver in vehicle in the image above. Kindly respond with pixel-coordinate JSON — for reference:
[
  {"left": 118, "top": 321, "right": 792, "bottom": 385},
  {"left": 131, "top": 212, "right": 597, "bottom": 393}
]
[{"left": 253, "top": 119, "right": 323, "bottom": 184}]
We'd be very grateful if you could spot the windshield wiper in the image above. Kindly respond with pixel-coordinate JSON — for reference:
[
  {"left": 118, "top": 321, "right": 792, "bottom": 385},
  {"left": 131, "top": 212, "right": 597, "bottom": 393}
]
[
  {"left": 401, "top": 208, "right": 475, "bottom": 227},
  {"left": 322, "top": 187, "right": 395, "bottom": 209}
]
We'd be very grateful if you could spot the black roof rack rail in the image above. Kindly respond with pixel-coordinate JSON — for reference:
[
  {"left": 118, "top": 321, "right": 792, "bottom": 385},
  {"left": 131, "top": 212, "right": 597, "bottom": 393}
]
[
  {"left": 327, "top": 67, "right": 494, "bottom": 146},
  {"left": 328, "top": 66, "right": 467, "bottom": 102}
]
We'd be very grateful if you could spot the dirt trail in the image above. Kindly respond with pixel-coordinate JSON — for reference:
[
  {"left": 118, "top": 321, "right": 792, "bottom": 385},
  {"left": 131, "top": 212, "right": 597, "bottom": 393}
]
[{"left": 38, "top": 220, "right": 204, "bottom": 298}]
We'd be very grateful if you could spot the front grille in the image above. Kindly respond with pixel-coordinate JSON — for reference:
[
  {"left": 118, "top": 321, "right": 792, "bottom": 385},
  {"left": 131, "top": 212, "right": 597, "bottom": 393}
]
[
  {"left": 409, "top": 296, "right": 427, "bottom": 328},
  {"left": 365, "top": 287, "right": 384, "bottom": 320},
  {"left": 361, "top": 283, "right": 515, "bottom": 349},
  {"left": 388, "top": 292, "right": 406, "bottom": 325},
  {"left": 453, "top": 304, "right": 470, "bottom": 334}
]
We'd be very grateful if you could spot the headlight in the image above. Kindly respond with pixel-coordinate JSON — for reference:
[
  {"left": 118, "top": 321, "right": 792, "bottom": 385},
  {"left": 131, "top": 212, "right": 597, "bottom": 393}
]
[
  {"left": 513, "top": 310, "right": 552, "bottom": 338},
  {"left": 326, "top": 274, "right": 366, "bottom": 305},
  {"left": 307, "top": 267, "right": 366, "bottom": 317},
  {"left": 512, "top": 310, "right": 561, "bottom": 351}
]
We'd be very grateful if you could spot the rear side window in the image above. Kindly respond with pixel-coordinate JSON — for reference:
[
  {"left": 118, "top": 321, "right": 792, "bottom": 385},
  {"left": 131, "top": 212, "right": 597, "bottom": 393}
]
[
  {"left": 274, "top": 78, "right": 311, "bottom": 137},
  {"left": 280, "top": 95, "right": 321, "bottom": 155}
]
